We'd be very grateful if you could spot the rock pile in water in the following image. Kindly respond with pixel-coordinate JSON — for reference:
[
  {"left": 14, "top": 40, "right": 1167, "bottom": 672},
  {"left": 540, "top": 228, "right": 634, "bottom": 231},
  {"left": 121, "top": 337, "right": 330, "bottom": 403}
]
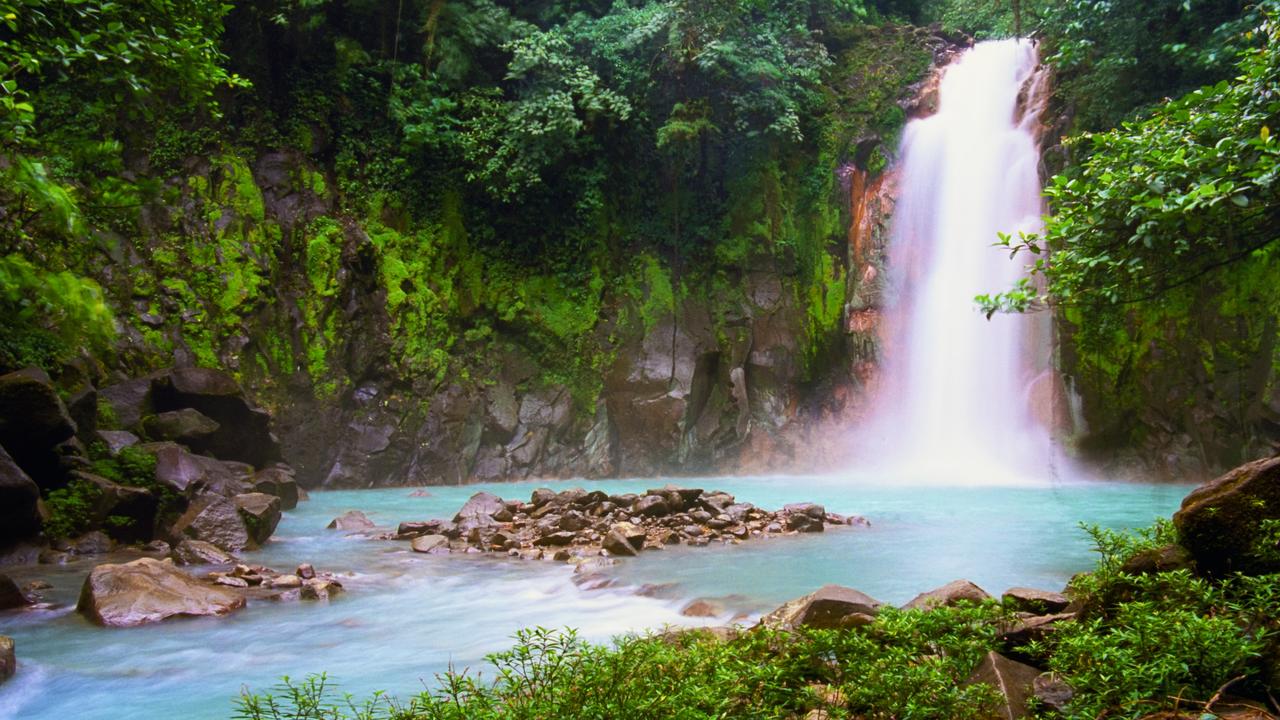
[{"left": 395, "top": 485, "right": 867, "bottom": 562}]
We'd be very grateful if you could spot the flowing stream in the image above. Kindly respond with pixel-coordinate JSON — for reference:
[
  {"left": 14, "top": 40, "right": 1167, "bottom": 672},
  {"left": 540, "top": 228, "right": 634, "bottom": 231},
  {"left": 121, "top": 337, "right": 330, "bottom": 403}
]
[
  {"left": 0, "top": 41, "right": 1191, "bottom": 720},
  {"left": 860, "top": 39, "right": 1054, "bottom": 483}
]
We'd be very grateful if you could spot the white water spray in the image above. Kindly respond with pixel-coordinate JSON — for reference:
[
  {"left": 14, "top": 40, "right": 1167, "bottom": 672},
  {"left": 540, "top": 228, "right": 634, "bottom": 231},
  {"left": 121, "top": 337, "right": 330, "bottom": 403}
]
[{"left": 859, "top": 39, "right": 1056, "bottom": 484}]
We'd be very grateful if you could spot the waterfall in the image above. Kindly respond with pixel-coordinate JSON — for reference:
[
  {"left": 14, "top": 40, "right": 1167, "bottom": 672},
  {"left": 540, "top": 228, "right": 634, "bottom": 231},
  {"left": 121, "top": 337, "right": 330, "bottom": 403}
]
[{"left": 858, "top": 39, "right": 1056, "bottom": 484}]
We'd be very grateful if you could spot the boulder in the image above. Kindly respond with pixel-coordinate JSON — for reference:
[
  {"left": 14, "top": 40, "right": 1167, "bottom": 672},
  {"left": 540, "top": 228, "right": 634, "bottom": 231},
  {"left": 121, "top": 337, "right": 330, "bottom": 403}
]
[
  {"left": 75, "top": 471, "right": 158, "bottom": 543},
  {"left": 234, "top": 493, "right": 281, "bottom": 547},
  {"left": 150, "top": 368, "right": 281, "bottom": 467},
  {"left": 149, "top": 443, "right": 248, "bottom": 498},
  {"left": 252, "top": 466, "right": 299, "bottom": 510},
  {"left": 171, "top": 539, "right": 238, "bottom": 565},
  {"left": 95, "top": 430, "right": 140, "bottom": 455},
  {"left": 681, "top": 599, "right": 724, "bottom": 617},
  {"left": 410, "top": 535, "right": 449, "bottom": 554},
  {"left": 530, "top": 488, "right": 557, "bottom": 507},
  {"left": 1173, "top": 454, "right": 1280, "bottom": 575},
  {"left": 603, "top": 522, "right": 645, "bottom": 557},
  {"left": 633, "top": 495, "right": 670, "bottom": 517},
  {"left": 171, "top": 495, "right": 251, "bottom": 551},
  {"left": 782, "top": 503, "right": 826, "bottom": 533},
  {"left": 1002, "top": 587, "right": 1070, "bottom": 614},
  {"left": 0, "top": 368, "right": 77, "bottom": 484},
  {"left": 0, "top": 445, "right": 41, "bottom": 546},
  {"left": 759, "top": 585, "right": 883, "bottom": 630},
  {"left": 69, "top": 530, "right": 114, "bottom": 555},
  {"left": 1120, "top": 544, "right": 1195, "bottom": 575},
  {"left": 142, "top": 409, "right": 220, "bottom": 447},
  {"left": 998, "top": 612, "right": 1076, "bottom": 651},
  {"left": 77, "top": 557, "right": 246, "bottom": 626},
  {"left": 963, "top": 652, "right": 1041, "bottom": 720},
  {"left": 903, "top": 579, "right": 991, "bottom": 611},
  {"left": 0, "top": 636, "right": 12, "bottom": 682},
  {"left": 0, "top": 574, "right": 31, "bottom": 610},
  {"left": 98, "top": 376, "right": 155, "bottom": 429},
  {"left": 301, "top": 577, "right": 342, "bottom": 601},
  {"left": 454, "top": 492, "right": 504, "bottom": 521},
  {"left": 1032, "top": 673, "right": 1074, "bottom": 714},
  {"left": 327, "top": 510, "right": 375, "bottom": 531},
  {"left": 67, "top": 384, "right": 98, "bottom": 443}
]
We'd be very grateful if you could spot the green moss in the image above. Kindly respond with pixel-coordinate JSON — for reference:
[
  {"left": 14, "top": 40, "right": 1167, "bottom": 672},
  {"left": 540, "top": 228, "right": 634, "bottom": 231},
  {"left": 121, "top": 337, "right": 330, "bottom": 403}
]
[{"left": 42, "top": 478, "right": 103, "bottom": 539}]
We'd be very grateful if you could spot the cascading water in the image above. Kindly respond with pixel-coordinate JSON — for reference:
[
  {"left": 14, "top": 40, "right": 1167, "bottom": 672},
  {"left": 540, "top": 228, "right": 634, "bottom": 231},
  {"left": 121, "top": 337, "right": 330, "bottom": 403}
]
[{"left": 859, "top": 39, "right": 1056, "bottom": 484}]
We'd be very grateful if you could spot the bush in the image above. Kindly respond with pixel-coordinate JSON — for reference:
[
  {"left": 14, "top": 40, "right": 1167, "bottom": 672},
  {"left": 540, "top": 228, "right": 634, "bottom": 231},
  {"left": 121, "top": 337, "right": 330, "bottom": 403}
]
[{"left": 42, "top": 478, "right": 103, "bottom": 540}]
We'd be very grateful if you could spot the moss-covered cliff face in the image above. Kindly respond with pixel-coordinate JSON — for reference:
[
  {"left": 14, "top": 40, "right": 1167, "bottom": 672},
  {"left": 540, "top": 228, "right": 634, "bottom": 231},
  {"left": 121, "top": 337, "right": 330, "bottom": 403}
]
[{"left": 13, "top": 22, "right": 951, "bottom": 488}]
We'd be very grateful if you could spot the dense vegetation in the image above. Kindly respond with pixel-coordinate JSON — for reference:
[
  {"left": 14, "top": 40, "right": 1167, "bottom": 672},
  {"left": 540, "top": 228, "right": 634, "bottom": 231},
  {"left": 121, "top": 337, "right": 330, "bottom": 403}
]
[
  {"left": 235, "top": 520, "right": 1280, "bottom": 719},
  {"left": 0, "top": 0, "right": 939, "bottom": 414}
]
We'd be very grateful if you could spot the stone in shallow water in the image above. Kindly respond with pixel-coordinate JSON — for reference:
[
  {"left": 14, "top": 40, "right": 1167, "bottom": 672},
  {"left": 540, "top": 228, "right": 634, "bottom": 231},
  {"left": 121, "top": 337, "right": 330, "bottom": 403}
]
[
  {"left": 410, "top": 535, "right": 448, "bottom": 554},
  {"left": 171, "top": 539, "right": 237, "bottom": 566},
  {"left": 0, "top": 635, "right": 13, "bottom": 683},
  {"left": 327, "top": 510, "right": 375, "bottom": 531},
  {"left": 77, "top": 557, "right": 245, "bottom": 627}
]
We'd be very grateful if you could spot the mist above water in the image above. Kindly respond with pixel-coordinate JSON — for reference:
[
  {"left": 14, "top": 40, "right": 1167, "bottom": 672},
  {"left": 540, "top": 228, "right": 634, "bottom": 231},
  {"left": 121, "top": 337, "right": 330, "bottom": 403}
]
[{"left": 858, "top": 39, "right": 1056, "bottom": 485}]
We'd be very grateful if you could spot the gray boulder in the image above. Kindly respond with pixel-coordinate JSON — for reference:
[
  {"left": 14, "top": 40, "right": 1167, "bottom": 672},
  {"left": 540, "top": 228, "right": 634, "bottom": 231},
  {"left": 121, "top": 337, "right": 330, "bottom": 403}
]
[
  {"left": 149, "top": 443, "right": 248, "bottom": 498},
  {"left": 75, "top": 471, "right": 158, "bottom": 543},
  {"left": 98, "top": 376, "right": 155, "bottom": 429},
  {"left": 171, "top": 539, "right": 238, "bottom": 566},
  {"left": 95, "top": 430, "right": 140, "bottom": 455},
  {"left": 0, "top": 574, "right": 30, "bottom": 610},
  {"left": 0, "top": 446, "right": 41, "bottom": 546},
  {"left": 963, "top": 652, "right": 1041, "bottom": 720},
  {"left": 903, "top": 579, "right": 991, "bottom": 611},
  {"left": 1001, "top": 587, "right": 1070, "bottom": 614},
  {"left": 410, "top": 535, "right": 449, "bottom": 553},
  {"left": 150, "top": 368, "right": 281, "bottom": 467},
  {"left": 328, "top": 510, "right": 375, "bottom": 531},
  {"left": 759, "top": 585, "right": 883, "bottom": 630},
  {"left": 0, "top": 367, "right": 77, "bottom": 485},
  {"left": 171, "top": 495, "right": 251, "bottom": 551},
  {"left": 603, "top": 522, "right": 645, "bottom": 557},
  {"left": 77, "top": 557, "right": 245, "bottom": 626},
  {"left": 142, "top": 408, "right": 220, "bottom": 447},
  {"left": 234, "top": 493, "right": 281, "bottom": 547},
  {"left": 252, "top": 466, "right": 299, "bottom": 510},
  {"left": 1173, "top": 454, "right": 1280, "bottom": 575}
]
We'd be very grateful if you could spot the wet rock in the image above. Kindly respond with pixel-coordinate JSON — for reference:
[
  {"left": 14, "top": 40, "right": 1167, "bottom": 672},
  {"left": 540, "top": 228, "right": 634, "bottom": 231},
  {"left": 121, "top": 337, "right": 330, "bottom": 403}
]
[
  {"left": 234, "top": 493, "right": 281, "bottom": 547},
  {"left": 1002, "top": 587, "right": 1070, "bottom": 614},
  {"left": 681, "top": 599, "right": 724, "bottom": 617},
  {"left": 301, "top": 577, "right": 342, "bottom": 601},
  {"left": 142, "top": 540, "right": 171, "bottom": 555},
  {"left": 77, "top": 557, "right": 246, "bottom": 626},
  {"left": 172, "top": 495, "right": 251, "bottom": 551},
  {"left": 150, "top": 367, "right": 281, "bottom": 467},
  {"left": 903, "top": 579, "right": 991, "bottom": 611},
  {"left": 530, "top": 488, "right": 557, "bottom": 507},
  {"left": 252, "top": 466, "right": 299, "bottom": 510},
  {"left": 0, "top": 368, "right": 77, "bottom": 485},
  {"left": 782, "top": 503, "right": 825, "bottom": 533},
  {"left": 411, "top": 535, "right": 449, "bottom": 553},
  {"left": 760, "top": 585, "right": 883, "bottom": 630},
  {"left": 95, "top": 430, "right": 141, "bottom": 456},
  {"left": 214, "top": 575, "right": 249, "bottom": 589},
  {"left": 534, "top": 531, "right": 576, "bottom": 547},
  {"left": 0, "top": 445, "right": 41, "bottom": 546},
  {"left": 1120, "top": 544, "right": 1195, "bottom": 575},
  {"left": 171, "top": 539, "right": 237, "bottom": 566},
  {"left": 0, "top": 574, "right": 31, "bottom": 610},
  {"left": 149, "top": 443, "right": 247, "bottom": 498},
  {"left": 296, "top": 563, "right": 315, "bottom": 580},
  {"left": 142, "top": 409, "right": 220, "bottom": 447},
  {"left": 964, "top": 652, "right": 1041, "bottom": 720},
  {"left": 268, "top": 574, "right": 302, "bottom": 589},
  {"left": 998, "top": 612, "right": 1076, "bottom": 651},
  {"left": 0, "top": 635, "right": 13, "bottom": 682},
  {"left": 1174, "top": 454, "right": 1280, "bottom": 575},
  {"left": 633, "top": 495, "right": 670, "bottom": 517},
  {"left": 327, "top": 510, "right": 375, "bottom": 531},
  {"left": 603, "top": 522, "right": 645, "bottom": 557},
  {"left": 1032, "top": 673, "right": 1073, "bottom": 713},
  {"left": 74, "top": 471, "right": 158, "bottom": 543},
  {"left": 69, "top": 530, "right": 114, "bottom": 556},
  {"left": 99, "top": 376, "right": 155, "bottom": 430},
  {"left": 453, "top": 492, "right": 504, "bottom": 526}
]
